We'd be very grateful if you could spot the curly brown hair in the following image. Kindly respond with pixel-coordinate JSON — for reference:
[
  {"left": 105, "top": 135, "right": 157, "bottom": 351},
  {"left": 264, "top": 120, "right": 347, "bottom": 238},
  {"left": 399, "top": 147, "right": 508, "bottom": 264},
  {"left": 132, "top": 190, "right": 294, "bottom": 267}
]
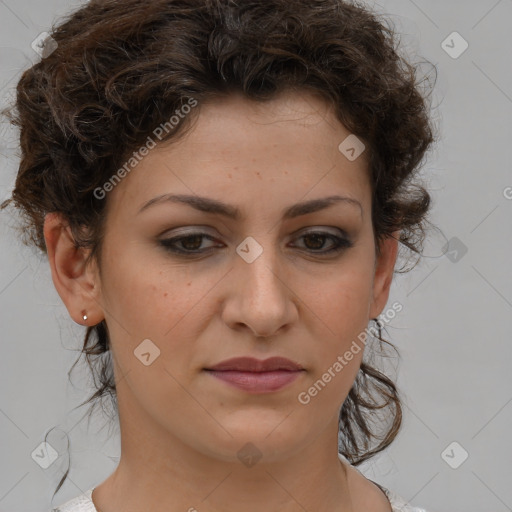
[{"left": 1, "top": 0, "right": 437, "bottom": 499}]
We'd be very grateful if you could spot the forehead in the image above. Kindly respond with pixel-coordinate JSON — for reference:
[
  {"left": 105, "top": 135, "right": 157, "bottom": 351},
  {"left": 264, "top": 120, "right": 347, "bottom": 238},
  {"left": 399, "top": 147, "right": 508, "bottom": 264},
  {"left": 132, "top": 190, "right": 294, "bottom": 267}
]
[
  {"left": 182, "top": 90, "right": 361, "bottom": 152},
  {"left": 105, "top": 90, "right": 370, "bottom": 219}
]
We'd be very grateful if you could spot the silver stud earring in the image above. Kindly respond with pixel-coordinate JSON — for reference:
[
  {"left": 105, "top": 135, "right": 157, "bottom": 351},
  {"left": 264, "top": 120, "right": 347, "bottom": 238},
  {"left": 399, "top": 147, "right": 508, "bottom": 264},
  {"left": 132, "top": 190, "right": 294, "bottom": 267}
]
[{"left": 82, "top": 312, "right": 88, "bottom": 321}]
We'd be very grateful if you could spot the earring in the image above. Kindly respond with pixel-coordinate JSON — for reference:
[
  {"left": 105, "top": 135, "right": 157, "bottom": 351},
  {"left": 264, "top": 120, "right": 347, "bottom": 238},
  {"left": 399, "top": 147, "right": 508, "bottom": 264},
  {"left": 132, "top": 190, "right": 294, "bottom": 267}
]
[{"left": 82, "top": 311, "right": 88, "bottom": 322}]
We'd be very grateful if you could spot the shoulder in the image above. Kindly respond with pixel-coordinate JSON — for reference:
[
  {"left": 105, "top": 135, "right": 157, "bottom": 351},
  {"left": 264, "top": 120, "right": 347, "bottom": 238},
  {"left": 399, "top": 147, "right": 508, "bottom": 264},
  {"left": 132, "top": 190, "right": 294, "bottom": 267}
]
[
  {"left": 50, "top": 488, "right": 97, "bottom": 512},
  {"left": 383, "top": 487, "right": 431, "bottom": 512},
  {"left": 48, "top": 469, "right": 432, "bottom": 512},
  {"left": 338, "top": 452, "right": 430, "bottom": 512}
]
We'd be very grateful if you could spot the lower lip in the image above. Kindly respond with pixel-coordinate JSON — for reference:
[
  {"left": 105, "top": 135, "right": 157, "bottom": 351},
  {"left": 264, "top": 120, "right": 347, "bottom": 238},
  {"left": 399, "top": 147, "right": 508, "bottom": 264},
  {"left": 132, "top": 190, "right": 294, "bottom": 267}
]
[{"left": 205, "top": 370, "right": 303, "bottom": 393}]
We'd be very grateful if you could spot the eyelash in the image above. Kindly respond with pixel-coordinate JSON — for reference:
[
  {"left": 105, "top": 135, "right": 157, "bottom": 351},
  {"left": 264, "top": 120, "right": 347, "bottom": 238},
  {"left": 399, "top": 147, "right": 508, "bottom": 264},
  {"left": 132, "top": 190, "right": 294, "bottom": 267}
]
[{"left": 159, "top": 231, "right": 353, "bottom": 257}]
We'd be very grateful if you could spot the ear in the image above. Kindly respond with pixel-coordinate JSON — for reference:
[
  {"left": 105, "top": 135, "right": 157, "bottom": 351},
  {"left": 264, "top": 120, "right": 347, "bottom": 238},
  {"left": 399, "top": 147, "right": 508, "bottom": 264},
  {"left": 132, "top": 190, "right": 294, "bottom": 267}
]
[
  {"left": 368, "top": 230, "right": 400, "bottom": 319},
  {"left": 43, "top": 212, "right": 103, "bottom": 325}
]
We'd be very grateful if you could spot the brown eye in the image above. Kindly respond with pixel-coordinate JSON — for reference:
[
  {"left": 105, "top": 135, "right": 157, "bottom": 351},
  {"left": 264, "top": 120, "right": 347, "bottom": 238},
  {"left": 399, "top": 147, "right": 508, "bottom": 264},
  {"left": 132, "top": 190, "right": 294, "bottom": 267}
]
[
  {"left": 160, "top": 233, "right": 221, "bottom": 255},
  {"left": 159, "top": 230, "right": 353, "bottom": 258},
  {"left": 302, "top": 233, "right": 327, "bottom": 250},
  {"left": 177, "top": 234, "right": 203, "bottom": 251},
  {"left": 293, "top": 231, "right": 353, "bottom": 255}
]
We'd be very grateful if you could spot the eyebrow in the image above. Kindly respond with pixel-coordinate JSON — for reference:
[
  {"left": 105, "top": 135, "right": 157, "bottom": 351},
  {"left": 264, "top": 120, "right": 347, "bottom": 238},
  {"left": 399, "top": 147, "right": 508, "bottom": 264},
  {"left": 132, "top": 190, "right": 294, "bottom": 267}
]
[{"left": 138, "top": 193, "right": 363, "bottom": 220}]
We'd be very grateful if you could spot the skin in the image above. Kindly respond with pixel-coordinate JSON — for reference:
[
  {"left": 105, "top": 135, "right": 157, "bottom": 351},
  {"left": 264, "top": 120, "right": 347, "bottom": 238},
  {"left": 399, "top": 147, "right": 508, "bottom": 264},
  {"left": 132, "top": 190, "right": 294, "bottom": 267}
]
[{"left": 44, "top": 90, "right": 398, "bottom": 512}]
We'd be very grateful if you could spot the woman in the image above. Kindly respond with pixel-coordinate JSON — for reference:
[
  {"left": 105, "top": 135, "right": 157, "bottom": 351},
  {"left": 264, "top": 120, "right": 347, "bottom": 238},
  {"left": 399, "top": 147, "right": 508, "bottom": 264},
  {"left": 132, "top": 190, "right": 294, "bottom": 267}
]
[{"left": 2, "top": 0, "right": 437, "bottom": 510}]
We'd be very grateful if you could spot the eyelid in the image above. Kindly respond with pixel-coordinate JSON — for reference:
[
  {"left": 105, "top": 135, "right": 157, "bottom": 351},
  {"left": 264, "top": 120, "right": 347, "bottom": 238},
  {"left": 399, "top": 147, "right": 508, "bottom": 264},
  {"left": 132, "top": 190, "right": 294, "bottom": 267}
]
[
  {"left": 159, "top": 225, "right": 349, "bottom": 241},
  {"left": 294, "top": 226, "right": 349, "bottom": 237},
  {"left": 158, "top": 226, "right": 354, "bottom": 257},
  {"left": 158, "top": 226, "right": 221, "bottom": 242}
]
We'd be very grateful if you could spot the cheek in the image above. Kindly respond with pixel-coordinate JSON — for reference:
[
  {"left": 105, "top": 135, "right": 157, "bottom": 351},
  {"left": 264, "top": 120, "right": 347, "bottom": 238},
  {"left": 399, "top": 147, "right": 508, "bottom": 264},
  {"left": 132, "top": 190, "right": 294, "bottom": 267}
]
[
  {"left": 100, "top": 242, "right": 210, "bottom": 336},
  {"left": 311, "top": 264, "right": 374, "bottom": 340},
  {"left": 98, "top": 243, "right": 232, "bottom": 390},
  {"left": 300, "top": 259, "right": 373, "bottom": 392},
  {"left": 320, "top": 285, "right": 370, "bottom": 331},
  {"left": 98, "top": 247, "right": 218, "bottom": 403}
]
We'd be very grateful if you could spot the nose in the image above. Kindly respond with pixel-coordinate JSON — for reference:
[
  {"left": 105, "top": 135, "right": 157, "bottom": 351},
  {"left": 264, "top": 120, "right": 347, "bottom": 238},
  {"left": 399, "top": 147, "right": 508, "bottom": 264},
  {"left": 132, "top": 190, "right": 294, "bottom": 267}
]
[{"left": 221, "top": 240, "right": 298, "bottom": 339}]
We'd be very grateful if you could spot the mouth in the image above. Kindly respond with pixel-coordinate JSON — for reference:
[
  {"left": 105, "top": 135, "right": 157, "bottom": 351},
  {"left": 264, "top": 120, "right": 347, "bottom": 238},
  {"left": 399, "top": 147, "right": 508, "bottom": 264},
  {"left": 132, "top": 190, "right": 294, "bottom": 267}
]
[{"left": 203, "top": 356, "right": 305, "bottom": 393}]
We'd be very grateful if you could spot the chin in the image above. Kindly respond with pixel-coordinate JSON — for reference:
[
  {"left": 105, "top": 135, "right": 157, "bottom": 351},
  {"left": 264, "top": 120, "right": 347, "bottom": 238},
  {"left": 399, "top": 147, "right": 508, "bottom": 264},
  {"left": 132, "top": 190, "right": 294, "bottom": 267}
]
[{"left": 193, "top": 417, "right": 314, "bottom": 465}]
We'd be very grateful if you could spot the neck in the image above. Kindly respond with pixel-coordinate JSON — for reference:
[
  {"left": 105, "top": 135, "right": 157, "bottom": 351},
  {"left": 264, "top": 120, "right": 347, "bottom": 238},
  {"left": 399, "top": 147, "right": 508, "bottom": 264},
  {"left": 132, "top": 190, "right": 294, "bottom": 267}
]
[{"left": 92, "top": 396, "right": 354, "bottom": 512}]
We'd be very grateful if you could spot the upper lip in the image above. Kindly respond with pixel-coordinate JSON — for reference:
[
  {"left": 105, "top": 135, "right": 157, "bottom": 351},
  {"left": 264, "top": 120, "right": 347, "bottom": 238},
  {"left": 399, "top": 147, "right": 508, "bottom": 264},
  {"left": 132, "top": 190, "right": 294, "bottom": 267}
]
[{"left": 205, "top": 357, "right": 304, "bottom": 372}]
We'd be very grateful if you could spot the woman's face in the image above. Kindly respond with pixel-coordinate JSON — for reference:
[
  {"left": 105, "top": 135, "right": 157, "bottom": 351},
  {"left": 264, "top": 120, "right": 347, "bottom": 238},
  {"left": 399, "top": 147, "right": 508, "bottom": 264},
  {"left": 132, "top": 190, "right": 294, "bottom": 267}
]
[{"left": 49, "top": 90, "right": 398, "bottom": 464}]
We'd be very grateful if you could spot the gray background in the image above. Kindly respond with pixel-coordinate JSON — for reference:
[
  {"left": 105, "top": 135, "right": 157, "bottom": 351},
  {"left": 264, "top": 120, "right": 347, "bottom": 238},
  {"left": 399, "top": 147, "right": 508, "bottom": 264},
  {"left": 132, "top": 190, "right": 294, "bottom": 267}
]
[{"left": 1, "top": 1, "right": 511, "bottom": 511}]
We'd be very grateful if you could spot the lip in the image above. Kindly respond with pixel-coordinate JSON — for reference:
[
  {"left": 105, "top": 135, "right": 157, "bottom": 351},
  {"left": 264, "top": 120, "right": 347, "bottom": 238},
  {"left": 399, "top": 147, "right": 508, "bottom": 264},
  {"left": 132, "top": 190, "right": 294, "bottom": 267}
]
[
  {"left": 206, "top": 356, "right": 304, "bottom": 372},
  {"left": 204, "top": 357, "right": 305, "bottom": 393}
]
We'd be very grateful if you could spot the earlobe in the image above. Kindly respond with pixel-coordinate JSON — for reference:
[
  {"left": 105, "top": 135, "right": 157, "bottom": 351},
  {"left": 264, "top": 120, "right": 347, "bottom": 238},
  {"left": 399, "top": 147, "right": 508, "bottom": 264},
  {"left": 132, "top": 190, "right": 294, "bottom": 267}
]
[
  {"left": 369, "top": 230, "right": 400, "bottom": 319},
  {"left": 43, "top": 212, "right": 102, "bottom": 325}
]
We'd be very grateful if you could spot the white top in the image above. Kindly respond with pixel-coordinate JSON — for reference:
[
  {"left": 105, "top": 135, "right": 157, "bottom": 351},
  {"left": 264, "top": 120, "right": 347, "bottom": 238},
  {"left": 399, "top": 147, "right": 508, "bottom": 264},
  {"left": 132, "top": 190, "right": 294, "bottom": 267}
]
[{"left": 50, "top": 453, "right": 429, "bottom": 512}]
